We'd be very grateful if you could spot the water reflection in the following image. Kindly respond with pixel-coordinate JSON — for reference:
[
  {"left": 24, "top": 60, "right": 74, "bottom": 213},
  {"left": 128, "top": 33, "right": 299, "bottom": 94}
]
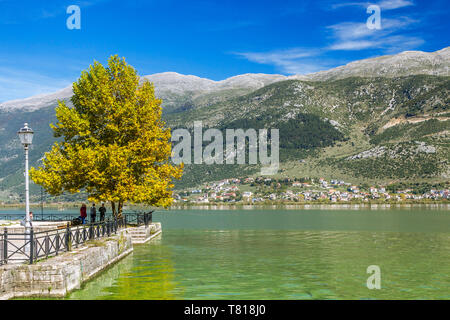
[
  {"left": 11, "top": 207, "right": 447, "bottom": 300},
  {"left": 68, "top": 235, "right": 182, "bottom": 300},
  {"left": 67, "top": 229, "right": 450, "bottom": 300}
]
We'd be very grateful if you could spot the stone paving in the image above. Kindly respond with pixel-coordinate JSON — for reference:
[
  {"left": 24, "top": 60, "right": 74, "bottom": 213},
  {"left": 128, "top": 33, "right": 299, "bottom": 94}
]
[{"left": 1, "top": 221, "right": 70, "bottom": 265}]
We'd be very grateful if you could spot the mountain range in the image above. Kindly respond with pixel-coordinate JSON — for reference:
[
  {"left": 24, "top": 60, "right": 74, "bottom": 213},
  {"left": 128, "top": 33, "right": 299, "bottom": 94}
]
[{"left": 0, "top": 47, "right": 449, "bottom": 201}]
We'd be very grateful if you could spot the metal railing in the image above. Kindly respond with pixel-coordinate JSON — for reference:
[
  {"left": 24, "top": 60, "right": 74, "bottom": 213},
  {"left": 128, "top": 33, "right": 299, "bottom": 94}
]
[
  {"left": 0, "top": 213, "right": 114, "bottom": 222},
  {"left": 0, "top": 217, "right": 127, "bottom": 265},
  {"left": 0, "top": 212, "right": 153, "bottom": 225},
  {"left": 127, "top": 211, "right": 153, "bottom": 227}
]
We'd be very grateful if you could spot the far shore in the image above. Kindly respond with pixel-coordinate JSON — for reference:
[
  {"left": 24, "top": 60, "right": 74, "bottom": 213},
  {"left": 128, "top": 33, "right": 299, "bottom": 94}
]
[{"left": 0, "top": 201, "right": 448, "bottom": 212}]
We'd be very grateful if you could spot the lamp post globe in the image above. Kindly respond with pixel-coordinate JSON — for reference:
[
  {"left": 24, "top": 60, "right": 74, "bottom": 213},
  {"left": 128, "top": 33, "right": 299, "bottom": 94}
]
[
  {"left": 18, "top": 123, "right": 34, "bottom": 254},
  {"left": 18, "top": 123, "right": 34, "bottom": 146}
]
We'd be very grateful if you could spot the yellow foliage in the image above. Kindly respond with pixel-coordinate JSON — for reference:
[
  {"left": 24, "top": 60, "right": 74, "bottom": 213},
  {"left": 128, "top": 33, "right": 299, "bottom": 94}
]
[{"left": 30, "top": 55, "right": 183, "bottom": 215}]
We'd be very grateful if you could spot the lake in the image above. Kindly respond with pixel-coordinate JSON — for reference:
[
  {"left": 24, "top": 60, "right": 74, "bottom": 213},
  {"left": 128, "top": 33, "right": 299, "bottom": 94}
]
[{"left": 2, "top": 205, "right": 449, "bottom": 299}]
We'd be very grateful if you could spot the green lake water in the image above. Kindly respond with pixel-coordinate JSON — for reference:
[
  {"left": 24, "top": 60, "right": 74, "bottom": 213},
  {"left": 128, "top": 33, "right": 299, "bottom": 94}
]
[{"left": 2, "top": 206, "right": 450, "bottom": 299}]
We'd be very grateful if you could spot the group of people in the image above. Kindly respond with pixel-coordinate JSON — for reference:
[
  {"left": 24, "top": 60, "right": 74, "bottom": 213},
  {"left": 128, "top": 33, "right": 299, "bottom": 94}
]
[{"left": 79, "top": 203, "right": 107, "bottom": 224}]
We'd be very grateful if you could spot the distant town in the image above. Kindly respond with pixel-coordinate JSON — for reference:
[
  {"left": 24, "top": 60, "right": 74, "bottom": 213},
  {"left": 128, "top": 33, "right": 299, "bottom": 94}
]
[
  {"left": 173, "top": 177, "right": 450, "bottom": 205},
  {"left": 1, "top": 176, "right": 448, "bottom": 208}
]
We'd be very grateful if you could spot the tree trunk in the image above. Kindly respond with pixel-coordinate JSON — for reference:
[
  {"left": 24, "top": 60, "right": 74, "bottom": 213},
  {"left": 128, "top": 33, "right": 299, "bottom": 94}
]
[{"left": 118, "top": 201, "right": 123, "bottom": 218}]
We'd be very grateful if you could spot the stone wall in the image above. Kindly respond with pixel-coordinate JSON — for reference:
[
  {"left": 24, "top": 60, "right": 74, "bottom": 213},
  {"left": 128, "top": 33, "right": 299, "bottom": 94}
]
[{"left": 0, "top": 228, "right": 133, "bottom": 299}]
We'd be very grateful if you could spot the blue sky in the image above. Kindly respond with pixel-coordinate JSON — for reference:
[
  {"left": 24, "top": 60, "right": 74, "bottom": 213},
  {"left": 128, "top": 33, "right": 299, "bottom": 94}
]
[{"left": 0, "top": 0, "right": 448, "bottom": 102}]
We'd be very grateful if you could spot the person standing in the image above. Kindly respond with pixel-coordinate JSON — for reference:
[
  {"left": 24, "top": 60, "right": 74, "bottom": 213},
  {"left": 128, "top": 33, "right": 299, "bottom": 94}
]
[
  {"left": 20, "top": 211, "right": 33, "bottom": 227},
  {"left": 80, "top": 204, "right": 87, "bottom": 224},
  {"left": 99, "top": 203, "right": 106, "bottom": 222},
  {"left": 90, "top": 203, "right": 97, "bottom": 223}
]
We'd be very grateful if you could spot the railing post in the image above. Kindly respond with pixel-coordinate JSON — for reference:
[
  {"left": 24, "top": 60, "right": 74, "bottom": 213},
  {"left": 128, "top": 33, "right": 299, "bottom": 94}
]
[
  {"left": 29, "top": 227, "right": 34, "bottom": 264},
  {"left": 3, "top": 229, "right": 8, "bottom": 264},
  {"left": 66, "top": 222, "right": 71, "bottom": 252},
  {"left": 55, "top": 233, "right": 59, "bottom": 255},
  {"left": 124, "top": 214, "right": 127, "bottom": 228},
  {"left": 75, "top": 226, "right": 79, "bottom": 248},
  {"left": 89, "top": 224, "right": 93, "bottom": 240},
  {"left": 45, "top": 234, "right": 49, "bottom": 258}
]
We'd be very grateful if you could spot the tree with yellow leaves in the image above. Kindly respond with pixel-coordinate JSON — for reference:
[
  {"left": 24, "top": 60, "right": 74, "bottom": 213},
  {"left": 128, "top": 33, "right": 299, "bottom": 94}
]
[{"left": 31, "top": 55, "right": 183, "bottom": 217}]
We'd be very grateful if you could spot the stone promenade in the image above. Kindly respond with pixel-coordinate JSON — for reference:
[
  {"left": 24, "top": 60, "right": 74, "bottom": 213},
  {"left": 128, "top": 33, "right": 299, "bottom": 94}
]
[{"left": 0, "top": 222, "right": 162, "bottom": 299}]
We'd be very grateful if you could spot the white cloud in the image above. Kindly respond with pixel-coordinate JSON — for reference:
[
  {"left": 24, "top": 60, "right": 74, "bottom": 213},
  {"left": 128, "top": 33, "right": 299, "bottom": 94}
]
[
  {"left": 331, "top": 0, "right": 414, "bottom": 10},
  {"left": 233, "top": 1, "right": 423, "bottom": 74},
  {"left": 379, "top": 35, "right": 425, "bottom": 53},
  {"left": 327, "top": 17, "right": 422, "bottom": 51},
  {"left": 327, "top": 22, "right": 378, "bottom": 40},
  {"left": 329, "top": 40, "right": 377, "bottom": 50},
  {"left": 235, "top": 48, "right": 315, "bottom": 64},
  {"left": 234, "top": 48, "right": 328, "bottom": 74},
  {"left": 0, "top": 67, "right": 73, "bottom": 102},
  {"left": 378, "top": 0, "right": 414, "bottom": 10},
  {"left": 328, "top": 36, "right": 424, "bottom": 51}
]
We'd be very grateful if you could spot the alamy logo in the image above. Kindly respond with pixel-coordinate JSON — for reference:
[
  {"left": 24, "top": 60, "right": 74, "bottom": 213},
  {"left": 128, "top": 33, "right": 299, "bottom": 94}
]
[
  {"left": 171, "top": 121, "right": 279, "bottom": 175},
  {"left": 366, "top": 265, "right": 381, "bottom": 289},
  {"left": 366, "top": 5, "right": 381, "bottom": 30},
  {"left": 66, "top": 5, "right": 81, "bottom": 30}
]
